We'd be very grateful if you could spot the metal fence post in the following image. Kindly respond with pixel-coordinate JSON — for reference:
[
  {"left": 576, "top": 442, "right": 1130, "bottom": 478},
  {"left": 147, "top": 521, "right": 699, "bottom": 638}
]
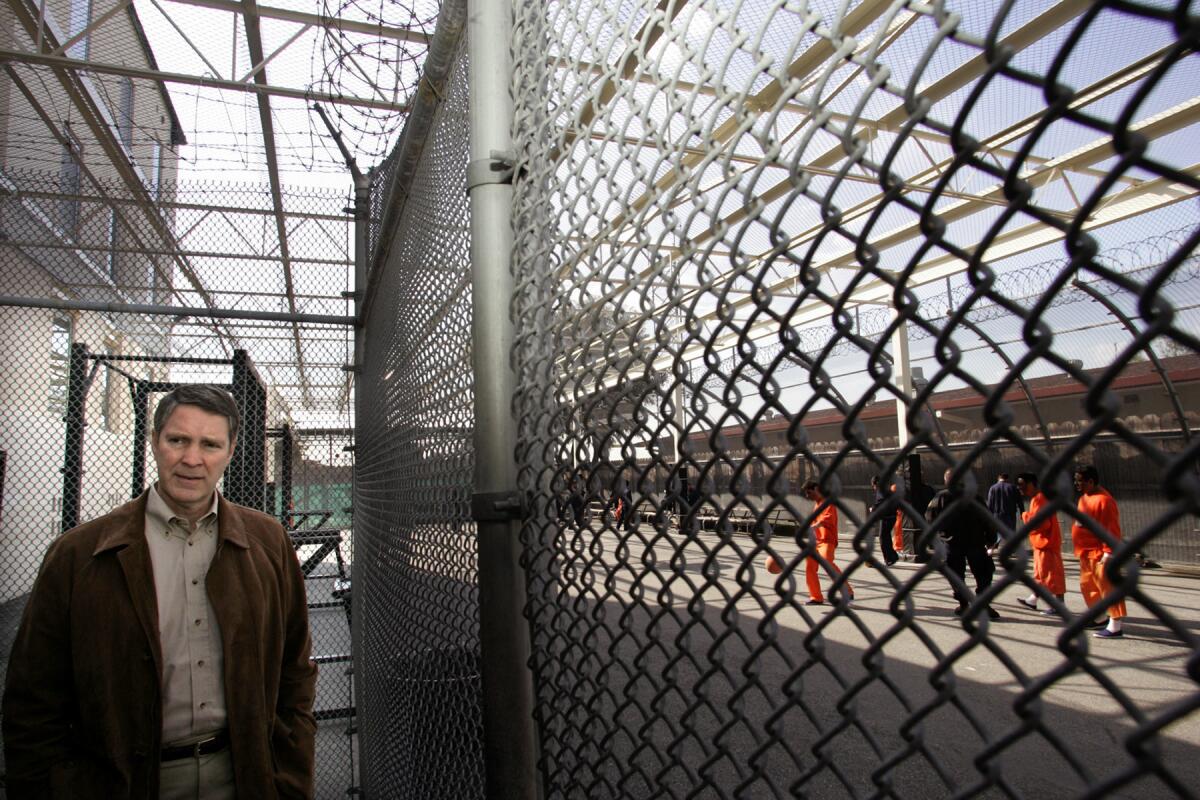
[
  {"left": 467, "top": 0, "right": 538, "bottom": 797},
  {"left": 229, "top": 349, "right": 267, "bottom": 511},
  {"left": 130, "top": 380, "right": 150, "bottom": 498},
  {"left": 61, "top": 341, "right": 89, "bottom": 533},
  {"left": 889, "top": 310, "right": 913, "bottom": 449},
  {"left": 280, "top": 423, "right": 293, "bottom": 526}
]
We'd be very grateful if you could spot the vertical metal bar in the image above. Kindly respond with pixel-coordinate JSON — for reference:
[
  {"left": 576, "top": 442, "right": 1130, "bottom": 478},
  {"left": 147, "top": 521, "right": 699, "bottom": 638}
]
[
  {"left": 61, "top": 342, "right": 88, "bottom": 533},
  {"left": 353, "top": 174, "right": 370, "bottom": 324},
  {"left": 229, "top": 349, "right": 267, "bottom": 510},
  {"left": 281, "top": 424, "right": 293, "bottom": 527},
  {"left": 130, "top": 381, "right": 149, "bottom": 498},
  {"left": 350, "top": 326, "right": 367, "bottom": 795},
  {"left": 890, "top": 311, "right": 912, "bottom": 448},
  {"left": 468, "top": 0, "right": 538, "bottom": 796}
]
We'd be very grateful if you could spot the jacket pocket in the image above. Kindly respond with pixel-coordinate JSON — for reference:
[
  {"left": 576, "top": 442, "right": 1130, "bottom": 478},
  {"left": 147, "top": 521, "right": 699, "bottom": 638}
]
[{"left": 49, "top": 755, "right": 129, "bottom": 800}]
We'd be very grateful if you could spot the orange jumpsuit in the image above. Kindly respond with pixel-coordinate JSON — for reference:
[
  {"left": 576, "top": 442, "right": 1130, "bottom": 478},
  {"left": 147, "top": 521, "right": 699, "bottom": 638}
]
[
  {"left": 1071, "top": 488, "right": 1126, "bottom": 619},
  {"left": 1023, "top": 492, "right": 1065, "bottom": 595},
  {"left": 890, "top": 484, "right": 905, "bottom": 552},
  {"left": 807, "top": 503, "right": 851, "bottom": 603}
]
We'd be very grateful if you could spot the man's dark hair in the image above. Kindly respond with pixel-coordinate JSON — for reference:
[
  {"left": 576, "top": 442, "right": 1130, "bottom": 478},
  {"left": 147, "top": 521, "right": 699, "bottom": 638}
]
[
  {"left": 997, "top": 472, "right": 1010, "bottom": 481},
  {"left": 1016, "top": 472, "right": 1038, "bottom": 488},
  {"left": 153, "top": 384, "right": 240, "bottom": 441},
  {"left": 1074, "top": 464, "right": 1100, "bottom": 484},
  {"left": 801, "top": 479, "right": 821, "bottom": 494}
]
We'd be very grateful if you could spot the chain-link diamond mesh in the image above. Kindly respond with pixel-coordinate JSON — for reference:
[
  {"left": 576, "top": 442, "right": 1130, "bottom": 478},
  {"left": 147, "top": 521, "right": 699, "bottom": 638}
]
[
  {"left": 354, "top": 28, "right": 486, "bottom": 800},
  {"left": 510, "top": 1, "right": 1200, "bottom": 797},
  {"left": 0, "top": 168, "right": 356, "bottom": 797}
]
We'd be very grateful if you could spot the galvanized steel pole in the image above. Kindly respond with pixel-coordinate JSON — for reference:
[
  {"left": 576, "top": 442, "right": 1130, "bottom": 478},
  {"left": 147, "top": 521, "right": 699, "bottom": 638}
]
[{"left": 467, "top": 0, "right": 539, "bottom": 798}]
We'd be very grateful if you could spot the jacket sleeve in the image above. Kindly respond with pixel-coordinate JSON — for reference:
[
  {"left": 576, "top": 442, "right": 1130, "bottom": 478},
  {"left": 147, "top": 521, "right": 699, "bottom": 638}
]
[
  {"left": 271, "top": 528, "right": 319, "bottom": 799},
  {"left": 1, "top": 540, "right": 79, "bottom": 798}
]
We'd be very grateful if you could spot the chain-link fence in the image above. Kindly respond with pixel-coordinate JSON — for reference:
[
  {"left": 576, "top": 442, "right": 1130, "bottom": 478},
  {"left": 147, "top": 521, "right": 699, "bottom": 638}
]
[
  {"left": 502, "top": 0, "right": 1200, "bottom": 798},
  {"left": 354, "top": 0, "right": 486, "bottom": 793},
  {"left": 0, "top": 168, "right": 357, "bottom": 797}
]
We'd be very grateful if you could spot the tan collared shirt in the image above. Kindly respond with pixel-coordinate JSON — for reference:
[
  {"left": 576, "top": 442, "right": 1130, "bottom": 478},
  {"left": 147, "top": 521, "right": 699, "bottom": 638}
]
[{"left": 145, "top": 485, "right": 228, "bottom": 745}]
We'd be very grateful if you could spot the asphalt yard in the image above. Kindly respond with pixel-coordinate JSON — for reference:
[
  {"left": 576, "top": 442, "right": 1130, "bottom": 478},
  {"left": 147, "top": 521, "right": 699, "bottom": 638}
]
[{"left": 557, "top": 522, "right": 1200, "bottom": 798}]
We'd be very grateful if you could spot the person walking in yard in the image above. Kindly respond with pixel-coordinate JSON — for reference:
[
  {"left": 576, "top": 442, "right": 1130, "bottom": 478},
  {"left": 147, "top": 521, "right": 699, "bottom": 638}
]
[
  {"left": 1072, "top": 465, "right": 1127, "bottom": 639},
  {"left": 986, "top": 473, "right": 1023, "bottom": 531},
  {"left": 1015, "top": 472, "right": 1066, "bottom": 614},
  {"left": 924, "top": 469, "right": 1000, "bottom": 620},
  {"left": 869, "top": 475, "right": 899, "bottom": 566},
  {"left": 800, "top": 480, "right": 853, "bottom": 606},
  {"left": 893, "top": 464, "right": 935, "bottom": 561}
]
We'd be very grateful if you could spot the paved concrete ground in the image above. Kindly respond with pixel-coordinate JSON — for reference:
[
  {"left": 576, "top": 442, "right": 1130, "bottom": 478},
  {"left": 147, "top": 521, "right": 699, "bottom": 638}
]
[{"left": 548, "top": 523, "right": 1200, "bottom": 798}]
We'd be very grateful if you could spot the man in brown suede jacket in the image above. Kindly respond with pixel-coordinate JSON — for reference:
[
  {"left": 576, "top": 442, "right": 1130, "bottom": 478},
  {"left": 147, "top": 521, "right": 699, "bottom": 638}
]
[{"left": 3, "top": 385, "right": 317, "bottom": 799}]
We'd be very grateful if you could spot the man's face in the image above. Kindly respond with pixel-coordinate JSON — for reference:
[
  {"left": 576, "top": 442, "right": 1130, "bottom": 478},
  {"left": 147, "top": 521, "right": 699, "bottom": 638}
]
[
  {"left": 1073, "top": 472, "right": 1093, "bottom": 495},
  {"left": 1017, "top": 478, "right": 1035, "bottom": 499},
  {"left": 803, "top": 486, "right": 818, "bottom": 502},
  {"left": 152, "top": 404, "right": 236, "bottom": 521}
]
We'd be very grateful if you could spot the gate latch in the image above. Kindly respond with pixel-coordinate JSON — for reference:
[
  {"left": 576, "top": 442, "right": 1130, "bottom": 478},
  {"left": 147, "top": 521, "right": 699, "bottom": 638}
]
[{"left": 471, "top": 491, "right": 525, "bottom": 522}]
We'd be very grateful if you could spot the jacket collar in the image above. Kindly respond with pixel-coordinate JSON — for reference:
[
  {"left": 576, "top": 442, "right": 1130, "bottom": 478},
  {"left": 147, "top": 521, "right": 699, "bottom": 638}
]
[{"left": 93, "top": 489, "right": 250, "bottom": 555}]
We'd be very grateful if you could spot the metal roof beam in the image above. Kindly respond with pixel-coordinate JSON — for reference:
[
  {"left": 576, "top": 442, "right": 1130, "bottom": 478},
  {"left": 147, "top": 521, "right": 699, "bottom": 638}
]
[
  {"left": 580, "top": 0, "right": 1140, "bottom": 313},
  {"left": 160, "top": 0, "right": 431, "bottom": 43},
  {"left": 3, "top": 64, "right": 186, "bottom": 303},
  {"left": 3, "top": 0, "right": 260, "bottom": 359},
  {"left": 240, "top": 0, "right": 311, "bottom": 407},
  {"left": 577, "top": 96, "right": 1200, "bottom": 382},
  {"left": 589, "top": 0, "right": 897, "bottom": 241},
  {"left": 659, "top": 160, "right": 1200, "bottom": 378},
  {"left": 0, "top": 48, "right": 408, "bottom": 112},
  {"left": 0, "top": 236, "right": 352, "bottom": 266}
]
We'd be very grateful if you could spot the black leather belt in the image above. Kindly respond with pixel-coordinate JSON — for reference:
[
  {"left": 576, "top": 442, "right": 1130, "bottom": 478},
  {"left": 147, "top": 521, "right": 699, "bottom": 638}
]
[{"left": 161, "top": 730, "right": 229, "bottom": 762}]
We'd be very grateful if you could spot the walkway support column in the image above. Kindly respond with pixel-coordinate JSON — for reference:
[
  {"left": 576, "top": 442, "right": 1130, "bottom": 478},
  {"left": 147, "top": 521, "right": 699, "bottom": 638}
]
[
  {"left": 467, "top": 1, "right": 539, "bottom": 798},
  {"left": 61, "top": 341, "right": 89, "bottom": 533},
  {"left": 890, "top": 310, "right": 912, "bottom": 449}
]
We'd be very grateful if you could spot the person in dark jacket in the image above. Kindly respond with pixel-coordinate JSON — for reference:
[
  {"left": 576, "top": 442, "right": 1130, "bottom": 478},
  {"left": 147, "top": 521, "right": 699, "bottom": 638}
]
[
  {"left": 924, "top": 468, "right": 1000, "bottom": 620},
  {"left": 869, "top": 475, "right": 898, "bottom": 566},
  {"left": 3, "top": 385, "right": 316, "bottom": 799},
  {"left": 985, "top": 472, "right": 1023, "bottom": 551}
]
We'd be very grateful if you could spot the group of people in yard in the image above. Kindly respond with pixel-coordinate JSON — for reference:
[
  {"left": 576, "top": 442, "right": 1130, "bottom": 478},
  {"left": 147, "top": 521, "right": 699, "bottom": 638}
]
[
  {"left": 559, "top": 460, "right": 1131, "bottom": 639},
  {"left": 797, "top": 463, "right": 1129, "bottom": 638}
]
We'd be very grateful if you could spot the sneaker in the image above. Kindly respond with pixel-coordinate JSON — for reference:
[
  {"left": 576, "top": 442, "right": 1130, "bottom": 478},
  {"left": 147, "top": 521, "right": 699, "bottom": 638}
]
[
  {"left": 1039, "top": 608, "right": 1057, "bottom": 616},
  {"left": 805, "top": 599, "right": 825, "bottom": 606},
  {"left": 1016, "top": 597, "right": 1037, "bottom": 611},
  {"left": 987, "top": 607, "right": 1000, "bottom": 621},
  {"left": 1094, "top": 628, "right": 1123, "bottom": 639}
]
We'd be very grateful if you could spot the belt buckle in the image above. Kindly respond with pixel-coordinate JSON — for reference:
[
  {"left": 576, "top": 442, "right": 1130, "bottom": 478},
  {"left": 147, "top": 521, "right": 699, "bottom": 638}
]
[{"left": 192, "top": 733, "right": 217, "bottom": 758}]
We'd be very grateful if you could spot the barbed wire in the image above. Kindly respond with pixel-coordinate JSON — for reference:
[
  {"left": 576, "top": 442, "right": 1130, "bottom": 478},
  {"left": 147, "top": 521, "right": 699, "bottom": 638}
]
[{"left": 311, "top": 0, "right": 442, "bottom": 165}]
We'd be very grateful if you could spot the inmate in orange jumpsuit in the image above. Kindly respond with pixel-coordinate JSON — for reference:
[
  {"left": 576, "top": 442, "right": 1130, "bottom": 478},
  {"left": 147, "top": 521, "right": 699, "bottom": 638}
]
[
  {"left": 890, "top": 484, "right": 905, "bottom": 552},
  {"left": 1023, "top": 491, "right": 1065, "bottom": 595},
  {"left": 1072, "top": 488, "right": 1126, "bottom": 620},
  {"left": 892, "top": 512, "right": 905, "bottom": 553},
  {"left": 807, "top": 503, "right": 852, "bottom": 603}
]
